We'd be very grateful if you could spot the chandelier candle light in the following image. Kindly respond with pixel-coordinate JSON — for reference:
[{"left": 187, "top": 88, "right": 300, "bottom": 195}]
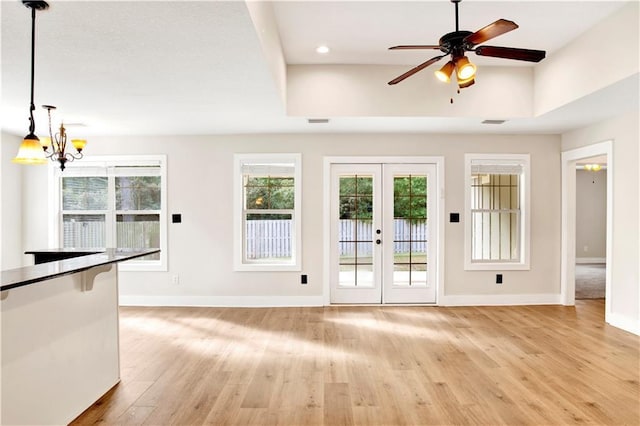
[
  {"left": 12, "top": 0, "right": 87, "bottom": 171},
  {"left": 41, "top": 105, "right": 86, "bottom": 170}
]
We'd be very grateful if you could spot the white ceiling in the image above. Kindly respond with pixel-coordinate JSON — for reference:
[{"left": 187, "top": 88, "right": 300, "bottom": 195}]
[
  {"left": 0, "top": 0, "right": 636, "bottom": 137},
  {"left": 274, "top": 1, "right": 624, "bottom": 66}
]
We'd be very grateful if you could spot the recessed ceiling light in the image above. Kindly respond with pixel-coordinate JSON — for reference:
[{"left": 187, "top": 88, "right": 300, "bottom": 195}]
[
  {"left": 316, "top": 45, "right": 330, "bottom": 54},
  {"left": 481, "top": 119, "right": 507, "bottom": 125},
  {"left": 307, "top": 118, "right": 330, "bottom": 124}
]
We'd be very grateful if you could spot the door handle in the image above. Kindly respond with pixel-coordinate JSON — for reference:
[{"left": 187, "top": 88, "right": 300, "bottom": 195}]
[{"left": 376, "top": 239, "right": 381, "bottom": 245}]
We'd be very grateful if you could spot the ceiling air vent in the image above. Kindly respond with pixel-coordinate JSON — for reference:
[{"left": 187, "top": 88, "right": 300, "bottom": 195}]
[
  {"left": 307, "top": 118, "right": 330, "bottom": 124},
  {"left": 481, "top": 119, "right": 507, "bottom": 125}
]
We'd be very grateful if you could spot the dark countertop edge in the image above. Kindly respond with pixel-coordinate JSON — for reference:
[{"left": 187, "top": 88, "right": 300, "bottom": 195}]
[
  {"left": 25, "top": 249, "right": 103, "bottom": 254},
  {"left": 1, "top": 249, "right": 160, "bottom": 292}
]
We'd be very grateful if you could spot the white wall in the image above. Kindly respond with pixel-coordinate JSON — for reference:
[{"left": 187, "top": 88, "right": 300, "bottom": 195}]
[
  {"left": 288, "top": 65, "right": 533, "bottom": 118},
  {"left": 562, "top": 111, "right": 639, "bottom": 332},
  {"left": 1, "top": 132, "right": 24, "bottom": 269},
  {"left": 246, "top": 0, "right": 287, "bottom": 106},
  {"left": 19, "top": 132, "right": 561, "bottom": 306},
  {"left": 534, "top": 2, "right": 639, "bottom": 116},
  {"left": 576, "top": 169, "right": 607, "bottom": 260}
]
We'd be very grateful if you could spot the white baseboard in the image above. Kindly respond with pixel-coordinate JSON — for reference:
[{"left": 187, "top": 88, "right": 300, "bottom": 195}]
[
  {"left": 121, "top": 294, "right": 565, "bottom": 308},
  {"left": 439, "top": 293, "right": 562, "bottom": 306},
  {"left": 576, "top": 257, "right": 606, "bottom": 264},
  {"left": 119, "top": 295, "right": 324, "bottom": 308},
  {"left": 607, "top": 312, "right": 640, "bottom": 336}
]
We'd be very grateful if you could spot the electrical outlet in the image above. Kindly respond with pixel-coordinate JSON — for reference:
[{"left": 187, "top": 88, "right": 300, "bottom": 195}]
[
  {"left": 496, "top": 274, "right": 503, "bottom": 284},
  {"left": 583, "top": 245, "right": 589, "bottom": 252},
  {"left": 301, "top": 274, "right": 308, "bottom": 285},
  {"left": 171, "top": 274, "right": 180, "bottom": 285}
]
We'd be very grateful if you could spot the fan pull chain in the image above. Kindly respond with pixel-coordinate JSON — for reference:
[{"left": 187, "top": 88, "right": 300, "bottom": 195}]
[{"left": 450, "top": 88, "right": 462, "bottom": 104}]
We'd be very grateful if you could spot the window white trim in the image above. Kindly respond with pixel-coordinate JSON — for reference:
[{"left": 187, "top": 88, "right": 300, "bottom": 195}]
[
  {"left": 233, "top": 153, "right": 302, "bottom": 271},
  {"left": 464, "top": 153, "right": 530, "bottom": 270},
  {"left": 49, "top": 155, "right": 167, "bottom": 271}
]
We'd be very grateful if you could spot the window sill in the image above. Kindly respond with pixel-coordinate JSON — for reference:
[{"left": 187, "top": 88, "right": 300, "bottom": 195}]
[
  {"left": 464, "top": 262, "right": 530, "bottom": 271},
  {"left": 234, "top": 263, "right": 301, "bottom": 272}
]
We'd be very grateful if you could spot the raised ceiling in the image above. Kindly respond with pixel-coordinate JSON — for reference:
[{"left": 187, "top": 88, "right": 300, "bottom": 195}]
[
  {"left": 0, "top": 0, "right": 636, "bottom": 137},
  {"left": 274, "top": 1, "right": 623, "bottom": 66}
]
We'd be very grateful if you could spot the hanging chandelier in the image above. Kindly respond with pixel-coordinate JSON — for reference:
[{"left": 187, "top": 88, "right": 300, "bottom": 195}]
[
  {"left": 41, "top": 105, "right": 86, "bottom": 171},
  {"left": 12, "top": 0, "right": 87, "bottom": 171}
]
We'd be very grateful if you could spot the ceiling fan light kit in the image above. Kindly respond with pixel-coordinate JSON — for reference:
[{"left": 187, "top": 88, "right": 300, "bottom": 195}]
[
  {"left": 434, "top": 61, "right": 455, "bottom": 82},
  {"left": 457, "top": 75, "right": 475, "bottom": 89},
  {"left": 388, "top": 0, "right": 546, "bottom": 92},
  {"left": 454, "top": 55, "right": 476, "bottom": 80}
]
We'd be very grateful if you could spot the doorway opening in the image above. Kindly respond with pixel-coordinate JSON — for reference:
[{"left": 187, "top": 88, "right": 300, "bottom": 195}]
[
  {"left": 575, "top": 155, "right": 607, "bottom": 300},
  {"left": 561, "top": 141, "right": 612, "bottom": 322}
]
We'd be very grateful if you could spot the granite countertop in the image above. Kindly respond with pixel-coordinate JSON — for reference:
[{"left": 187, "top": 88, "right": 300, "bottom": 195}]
[
  {"left": 1, "top": 248, "right": 160, "bottom": 292},
  {"left": 24, "top": 248, "right": 104, "bottom": 254}
]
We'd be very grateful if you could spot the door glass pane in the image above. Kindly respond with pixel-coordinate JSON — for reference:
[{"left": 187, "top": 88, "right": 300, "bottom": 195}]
[
  {"left": 338, "top": 175, "right": 374, "bottom": 287},
  {"left": 392, "top": 174, "right": 428, "bottom": 287},
  {"left": 356, "top": 264, "right": 374, "bottom": 288},
  {"left": 339, "top": 264, "right": 356, "bottom": 287}
]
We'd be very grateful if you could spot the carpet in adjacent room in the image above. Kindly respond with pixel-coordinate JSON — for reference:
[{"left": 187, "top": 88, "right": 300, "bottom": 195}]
[{"left": 575, "top": 263, "right": 605, "bottom": 299}]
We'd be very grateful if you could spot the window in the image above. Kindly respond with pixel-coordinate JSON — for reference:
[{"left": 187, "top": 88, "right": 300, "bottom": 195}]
[
  {"left": 53, "top": 156, "right": 167, "bottom": 271},
  {"left": 234, "top": 154, "right": 301, "bottom": 271},
  {"left": 464, "top": 154, "right": 530, "bottom": 270}
]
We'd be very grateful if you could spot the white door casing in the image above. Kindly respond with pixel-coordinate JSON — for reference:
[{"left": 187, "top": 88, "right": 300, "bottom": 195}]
[{"left": 327, "top": 159, "right": 441, "bottom": 304}]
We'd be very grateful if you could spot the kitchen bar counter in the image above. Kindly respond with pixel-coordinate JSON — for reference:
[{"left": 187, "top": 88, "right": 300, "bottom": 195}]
[
  {"left": 25, "top": 248, "right": 102, "bottom": 264},
  {"left": 2, "top": 248, "right": 158, "bottom": 291},
  {"left": 1, "top": 248, "right": 159, "bottom": 425}
]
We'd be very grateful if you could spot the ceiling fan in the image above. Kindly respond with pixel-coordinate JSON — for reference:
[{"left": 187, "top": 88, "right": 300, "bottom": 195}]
[{"left": 388, "top": 0, "right": 546, "bottom": 88}]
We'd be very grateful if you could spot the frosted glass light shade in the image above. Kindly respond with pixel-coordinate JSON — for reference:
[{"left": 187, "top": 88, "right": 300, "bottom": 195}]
[
  {"left": 456, "top": 56, "right": 476, "bottom": 80},
  {"left": 71, "top": 139, "right": 87, "bottom": 151},
  {"left": 434, "top": 61, "right": 455, "bottom": 83},
  {"left": 13, "top": 135, "right": 47, "bottom": 165}
]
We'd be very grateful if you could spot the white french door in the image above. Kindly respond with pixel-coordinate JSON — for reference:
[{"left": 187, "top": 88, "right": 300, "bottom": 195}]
[{"left": 330, "top": 163, "right": 438, "bottom": 304}]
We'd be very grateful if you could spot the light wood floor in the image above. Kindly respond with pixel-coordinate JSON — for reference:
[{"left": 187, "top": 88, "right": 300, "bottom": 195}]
[{"left": 72, "top": 300, "right": 639, "bottom": 425}]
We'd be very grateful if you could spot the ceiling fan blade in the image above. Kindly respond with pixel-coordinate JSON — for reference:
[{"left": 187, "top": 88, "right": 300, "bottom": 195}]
[
  {"left": 475, "top": 45, "right": 546, "bottom": 62},
  {"left": 387, "top": 55, "right": 445, "bottom": 85},
  {"left": 389, "top": 45, "right": 441, "bottom": 50},
  {"left": 464, "top": 19, "right": 518, "bottom": 46}
]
